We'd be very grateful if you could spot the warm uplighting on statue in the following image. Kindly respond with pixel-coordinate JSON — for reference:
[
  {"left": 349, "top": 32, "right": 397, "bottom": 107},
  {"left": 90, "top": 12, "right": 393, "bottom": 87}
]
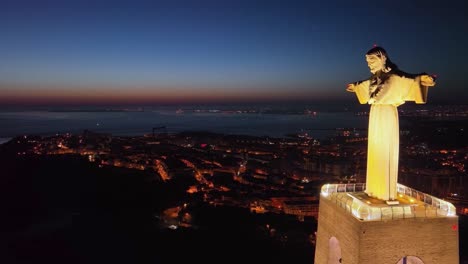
[{"left": 346, "top": 46, "right": 436, "bottom": 202}]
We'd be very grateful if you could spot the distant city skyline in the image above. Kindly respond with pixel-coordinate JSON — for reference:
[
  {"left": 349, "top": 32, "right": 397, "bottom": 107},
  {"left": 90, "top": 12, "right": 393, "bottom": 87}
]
[{"left": 1, "top": 0, "right": 467, "bottom": 105}]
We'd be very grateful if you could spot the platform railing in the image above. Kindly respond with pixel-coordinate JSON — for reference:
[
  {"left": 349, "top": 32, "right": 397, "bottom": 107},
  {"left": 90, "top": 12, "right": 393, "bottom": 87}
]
[{"left": 320, "top": 183, "right": 457, "bottom": 221}]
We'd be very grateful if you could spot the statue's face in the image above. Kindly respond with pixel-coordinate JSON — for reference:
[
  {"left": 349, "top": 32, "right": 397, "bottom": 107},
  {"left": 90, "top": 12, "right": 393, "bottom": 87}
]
[{"left": 366, "top": 54, "right": 386, "bottom": 74}]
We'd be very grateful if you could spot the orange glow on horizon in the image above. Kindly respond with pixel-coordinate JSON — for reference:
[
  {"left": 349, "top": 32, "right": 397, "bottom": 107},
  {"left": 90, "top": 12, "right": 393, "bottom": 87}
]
[{"left": 0, "top": 83, "right": 338, "bottom": 105}]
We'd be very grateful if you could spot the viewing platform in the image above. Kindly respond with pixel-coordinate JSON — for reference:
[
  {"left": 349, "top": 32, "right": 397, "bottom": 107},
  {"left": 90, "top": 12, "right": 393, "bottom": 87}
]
[{"left": 320, "top": 183, "right": 457, "bottom": 221}]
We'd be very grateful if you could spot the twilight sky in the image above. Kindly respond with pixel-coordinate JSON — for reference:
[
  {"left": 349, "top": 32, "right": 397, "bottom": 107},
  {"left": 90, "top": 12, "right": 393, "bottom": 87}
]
[{"left": 1, "top": 0, "right": 467, "bottom": 105}]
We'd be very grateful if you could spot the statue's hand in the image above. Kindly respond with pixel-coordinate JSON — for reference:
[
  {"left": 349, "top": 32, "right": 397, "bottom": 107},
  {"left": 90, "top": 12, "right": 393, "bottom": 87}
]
[
  {"left": 346, "top": 83, "right": 356, "bottom": 92},
  {"left": 421, "top": 75, "right": 436, "bottom": 87}
]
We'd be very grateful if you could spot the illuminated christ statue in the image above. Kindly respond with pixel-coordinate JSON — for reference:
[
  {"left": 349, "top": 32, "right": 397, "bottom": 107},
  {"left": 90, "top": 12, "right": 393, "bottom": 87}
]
[{"left": 346, "top": 46, "right": 436, "bottom": 201}]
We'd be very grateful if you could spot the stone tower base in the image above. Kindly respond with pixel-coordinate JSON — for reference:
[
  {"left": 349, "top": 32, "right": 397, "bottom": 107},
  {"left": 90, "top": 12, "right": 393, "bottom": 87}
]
[{"left": 314, "top": 184, "right": 459, "bottom": 264}]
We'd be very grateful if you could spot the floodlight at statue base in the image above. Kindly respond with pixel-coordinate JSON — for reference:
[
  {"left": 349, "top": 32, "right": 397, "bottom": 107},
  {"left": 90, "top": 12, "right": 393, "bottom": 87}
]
[
  {"left": 386, "top": 200, "right": 400, "bottom": 205},
  {"left": 314, "top": 183, "right": 459, "bottom": 264}
]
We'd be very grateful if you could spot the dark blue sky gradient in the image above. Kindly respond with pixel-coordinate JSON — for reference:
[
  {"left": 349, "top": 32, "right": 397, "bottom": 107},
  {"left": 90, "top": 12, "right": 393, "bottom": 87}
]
[{"left": 1, "top": 0, "right": 467, "bottom": 104}]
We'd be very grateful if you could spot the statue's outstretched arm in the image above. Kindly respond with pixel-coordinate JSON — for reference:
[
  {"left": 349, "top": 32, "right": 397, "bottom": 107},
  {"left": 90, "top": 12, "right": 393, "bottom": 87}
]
[
  {"left": 402, "top": 72, "right": 436, "bottom": 104},
  {"left": 420, "top": 74, "right": 436, "bottom": 87},
  {"left": 347, "top": 79, "right": 370, "bottom": 104},
  {"left": 396, "top": 70, "right": 437, "bottom": 86}
]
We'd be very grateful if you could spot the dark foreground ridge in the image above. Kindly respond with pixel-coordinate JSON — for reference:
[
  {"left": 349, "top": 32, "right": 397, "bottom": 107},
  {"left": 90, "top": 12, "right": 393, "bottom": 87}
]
[{"left": 1, "top": 153, "right": 315, "bottom": 264}]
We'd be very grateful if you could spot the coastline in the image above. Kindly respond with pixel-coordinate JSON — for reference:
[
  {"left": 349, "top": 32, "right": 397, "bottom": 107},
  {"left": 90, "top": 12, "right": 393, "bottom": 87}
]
[{"left": 0, "top": 138, "right": 11, "bottom": 145}]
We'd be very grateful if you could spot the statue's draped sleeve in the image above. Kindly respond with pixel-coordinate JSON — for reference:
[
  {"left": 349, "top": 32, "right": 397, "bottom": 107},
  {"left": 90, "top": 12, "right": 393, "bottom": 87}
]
[
  {"left": 371, "top": 74, "right": 429, "bottom": 106},
  {"left": 352, "top": 73, "right": 430, "bottom": 105},
  {"left": 403, "top": 75, "right": 428, "bottom": 104},
  {"left": 353, "top": 80, "right": 370, "bottom": 104}
]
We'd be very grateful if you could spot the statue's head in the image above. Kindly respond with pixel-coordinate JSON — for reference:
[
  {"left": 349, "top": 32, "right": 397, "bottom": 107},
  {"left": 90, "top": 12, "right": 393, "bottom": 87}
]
[{"left": 365, "top": 46, "right": 395, "bottom": 74}]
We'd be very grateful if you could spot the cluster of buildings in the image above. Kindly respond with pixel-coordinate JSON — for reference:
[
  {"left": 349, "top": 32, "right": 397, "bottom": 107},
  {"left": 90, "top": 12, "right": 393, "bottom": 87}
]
[{"left": 6, "top": 113, "right": 468, "bottom": 222}]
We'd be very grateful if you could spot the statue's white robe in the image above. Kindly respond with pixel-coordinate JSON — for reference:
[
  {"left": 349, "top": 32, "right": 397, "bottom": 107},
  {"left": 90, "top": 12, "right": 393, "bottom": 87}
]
[{"left": 354, "top": 74, "right": 428, "bottom": 200}]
